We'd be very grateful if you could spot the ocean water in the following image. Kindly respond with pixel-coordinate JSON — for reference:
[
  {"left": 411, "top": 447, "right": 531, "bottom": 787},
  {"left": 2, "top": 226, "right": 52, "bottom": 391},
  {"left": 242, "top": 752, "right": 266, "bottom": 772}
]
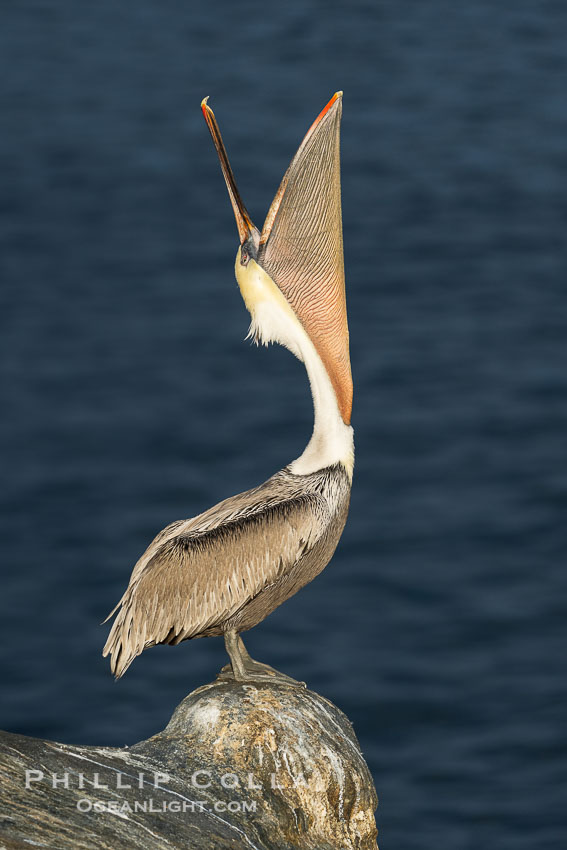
[{"left": 1, "top": 2, "right": 566, "bottom": 848}]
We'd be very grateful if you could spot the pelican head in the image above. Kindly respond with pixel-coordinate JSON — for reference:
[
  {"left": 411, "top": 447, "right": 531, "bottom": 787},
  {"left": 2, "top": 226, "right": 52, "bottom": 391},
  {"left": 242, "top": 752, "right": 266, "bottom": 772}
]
[{"left": 202, "top": 93, "right": 353, "bottom": 475}]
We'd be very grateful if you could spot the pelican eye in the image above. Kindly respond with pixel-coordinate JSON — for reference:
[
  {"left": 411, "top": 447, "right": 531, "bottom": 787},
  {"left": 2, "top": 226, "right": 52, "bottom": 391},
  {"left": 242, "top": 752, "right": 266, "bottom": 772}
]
[{"left": 240, "top": 247, "right": 249, "bottom": 266}]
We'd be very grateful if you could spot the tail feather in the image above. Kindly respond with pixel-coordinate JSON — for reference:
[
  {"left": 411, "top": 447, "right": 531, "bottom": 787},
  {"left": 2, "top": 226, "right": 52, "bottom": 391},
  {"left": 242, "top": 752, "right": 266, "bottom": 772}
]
[{"left": 102, "top": 603, "right": 143, "bottom": 679}]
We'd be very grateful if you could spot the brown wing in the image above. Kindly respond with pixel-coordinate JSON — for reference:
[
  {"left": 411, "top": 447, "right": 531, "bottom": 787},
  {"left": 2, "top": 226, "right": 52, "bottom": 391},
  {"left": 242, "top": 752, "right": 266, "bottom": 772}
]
[
  {"left": 257, "top": 93, "right": 352, "bottom": 424},
  {"left": 102, "top": 495, "right": 324, "bottom": 678}
]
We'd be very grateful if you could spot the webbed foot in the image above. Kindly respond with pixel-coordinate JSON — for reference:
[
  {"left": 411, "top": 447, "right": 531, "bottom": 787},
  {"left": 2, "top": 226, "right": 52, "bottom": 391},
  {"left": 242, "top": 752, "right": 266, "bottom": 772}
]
[{"left": 220, "top": 631, "right": 306, "bottom": 688}]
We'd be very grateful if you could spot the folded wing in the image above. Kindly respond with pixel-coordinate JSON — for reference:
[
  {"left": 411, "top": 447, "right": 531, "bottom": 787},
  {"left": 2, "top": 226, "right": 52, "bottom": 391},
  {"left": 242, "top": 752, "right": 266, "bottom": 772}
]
[{"left": 103, "top": 492, "right": 323, "bottom": 677}]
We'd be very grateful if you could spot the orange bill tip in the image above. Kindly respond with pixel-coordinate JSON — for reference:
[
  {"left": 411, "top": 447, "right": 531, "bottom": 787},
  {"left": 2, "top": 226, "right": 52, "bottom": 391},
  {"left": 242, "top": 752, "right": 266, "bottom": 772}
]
[
  {"left": 201, "top": 97, "right": 212, "bottom": 121},
  {"left": 304, "top": 91, "right": 343, "bottom": 140}
]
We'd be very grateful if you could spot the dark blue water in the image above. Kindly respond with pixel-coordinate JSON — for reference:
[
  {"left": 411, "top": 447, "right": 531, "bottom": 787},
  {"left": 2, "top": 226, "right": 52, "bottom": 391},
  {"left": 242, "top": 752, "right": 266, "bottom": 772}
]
[{"left": 1, "top": 2, "right": 566, "bottom": 847}]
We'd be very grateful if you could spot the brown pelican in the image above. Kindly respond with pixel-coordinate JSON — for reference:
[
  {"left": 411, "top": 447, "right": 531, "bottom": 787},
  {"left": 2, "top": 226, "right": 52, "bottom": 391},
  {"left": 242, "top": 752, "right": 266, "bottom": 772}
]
[{"left": 103, "top": 92, "right": 353, "bottom": 682}]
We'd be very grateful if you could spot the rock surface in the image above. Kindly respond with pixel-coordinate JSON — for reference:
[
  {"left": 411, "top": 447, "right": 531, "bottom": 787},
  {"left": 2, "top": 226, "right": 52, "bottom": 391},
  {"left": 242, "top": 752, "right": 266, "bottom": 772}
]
[{"left": 0, "top": 677, "right": 378, "bottom": 849}]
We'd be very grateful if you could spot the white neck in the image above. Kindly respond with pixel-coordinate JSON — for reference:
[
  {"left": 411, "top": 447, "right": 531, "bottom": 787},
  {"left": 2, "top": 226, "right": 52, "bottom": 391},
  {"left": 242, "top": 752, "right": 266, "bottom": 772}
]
[
  {"left": 289, "top": 331, "right": 354, "bottom": 477},
  {"left": 235, "top": 255, "right": 354, "bottom": 479}
]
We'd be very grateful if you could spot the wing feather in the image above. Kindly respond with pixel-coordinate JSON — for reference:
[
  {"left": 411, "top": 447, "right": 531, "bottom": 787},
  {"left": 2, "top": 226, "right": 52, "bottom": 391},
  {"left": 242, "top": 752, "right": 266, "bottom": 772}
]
[{"left": 102, "top": 494, "right": 324, "bottom": 678}]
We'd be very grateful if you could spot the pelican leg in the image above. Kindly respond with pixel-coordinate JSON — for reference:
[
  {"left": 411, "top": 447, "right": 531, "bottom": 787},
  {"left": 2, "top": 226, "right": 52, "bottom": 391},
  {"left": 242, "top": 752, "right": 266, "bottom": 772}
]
[
  {"left": 220, "top": 629, "right": 305, "bottom": 687},
  {"left": 224, "top": 629, "right": 247, "bottom": 680}
]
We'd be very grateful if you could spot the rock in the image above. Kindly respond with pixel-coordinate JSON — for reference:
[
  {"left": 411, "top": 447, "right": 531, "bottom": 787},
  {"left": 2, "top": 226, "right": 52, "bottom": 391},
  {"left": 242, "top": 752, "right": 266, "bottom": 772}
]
[{"left": 0, "top": 677, "right": 378, "bottom": 849}]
